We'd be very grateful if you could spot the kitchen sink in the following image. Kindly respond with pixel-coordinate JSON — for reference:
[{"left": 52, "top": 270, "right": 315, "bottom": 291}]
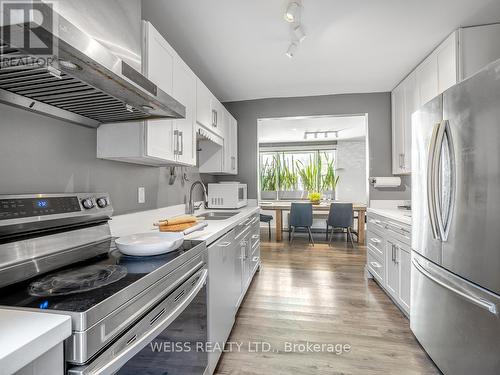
[{"left": 196, "top": 211, "right": 239, "bottom": 220}]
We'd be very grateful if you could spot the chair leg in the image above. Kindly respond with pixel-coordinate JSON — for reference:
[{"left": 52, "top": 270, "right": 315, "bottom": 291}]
[
  {"left": 329, "top": 227, "right": 335, "bottom": 245},
  {"left": 288, "top": 225, "right": 291, "bottom": 241},
  {"left": 290, "top": 226, "right": 295, "bottom": 243},
  {"left": 307, "top": 227, "right": 314, "bottom": 246},
  {"left": 325, "top": 224, "right": 329, "bottom": 241},
  {"left": 268, "top": 222, "right": 271, "bottom": 240},
  {"left": 348, "top": 227, "right": 355, "bottom": 247}
]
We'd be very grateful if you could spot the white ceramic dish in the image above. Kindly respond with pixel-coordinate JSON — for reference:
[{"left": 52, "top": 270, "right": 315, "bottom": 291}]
[{"left": 116, "top": 222, "right": 207, "bottom": 256}]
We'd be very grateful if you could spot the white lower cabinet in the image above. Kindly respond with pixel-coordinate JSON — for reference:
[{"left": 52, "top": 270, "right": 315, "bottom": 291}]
[
  {"left": 366, "top": 212, "right": 411, "bottom": 316},
  {"left": 207, "top": 212, "right": 260, "bottom": 374}
]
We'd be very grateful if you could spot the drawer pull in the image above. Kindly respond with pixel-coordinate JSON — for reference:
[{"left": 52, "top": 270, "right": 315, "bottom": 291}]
[
  {"left": 217, "top": 241, "right": 232, "bottom": 247},
  {"left": 369, "top": 238, "right": 381, "bottom": 244},
  {"left": 370, "top": 261, "right": 381, "bottom": 269},
  {"left": 252, "top": 256, "right": 259, "bottom": 262},
  {"left": 252, "top": 234, "right": 260, "bottom": 239}
]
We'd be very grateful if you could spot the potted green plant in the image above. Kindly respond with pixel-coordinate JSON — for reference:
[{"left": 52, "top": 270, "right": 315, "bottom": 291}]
[
  {"left": 321, "top": 155, "right": 340, "bottom": 200},
  {"left": 277, "top": 159, "right": 302, "bottom": 200},
  {"left": 308, "top": 191, "right": 321, "bottom": 205},
  {"left": 260, "top": 157, "right": 278, "bottom": 200}
]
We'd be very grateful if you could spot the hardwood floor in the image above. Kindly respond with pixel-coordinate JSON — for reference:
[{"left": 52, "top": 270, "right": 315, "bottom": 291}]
[{"left": 214, "top": 231, "right": 440, "bottom": 375}]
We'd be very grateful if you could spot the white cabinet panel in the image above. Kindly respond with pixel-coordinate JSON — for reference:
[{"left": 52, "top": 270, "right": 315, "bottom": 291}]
[
  {"left": 459, "top": 24, "right": 500, "bottom": 80},
  {"left": 142, "top": 21, "right": 175, "bottom": 95},
  {"left": 391, "top": 83, "right": 405, "bottom": 174},
  {"left": 146, "top": 120, "right": 175, "bottom": 161},
  {"left": 416, "top": 53, "right": 438, "bottom": 106},
  {"left": 398, "top": 247, "right": 411, "bottom": 314},
  {"left": 366, "top": 213, "right": 411, "bottom": 316},
  {"left": 173, "top": 55, "right": 196, "bottom": 165},
  {"left": 196, "top": 78, "right": 212, "bottom": 129},
  {"left": 437, "top": 32, "right": 458, "bottom": 93},
  {"left": 385, "top": 238, "right": 400, "bottom": 298},
  {"left": 207, "top": 230, "right": 237, "bottom": 374}
]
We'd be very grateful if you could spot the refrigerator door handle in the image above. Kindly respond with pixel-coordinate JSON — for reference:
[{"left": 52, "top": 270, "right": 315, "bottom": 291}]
[
  {"left": 412, "top": 257, "right": 498, "bottom": 315},
  {"left": 435, "top": 120, "right": 455, "bottom": 242},
  {"left": 427, "top": 122, "right": 442, "bottom": 240}
]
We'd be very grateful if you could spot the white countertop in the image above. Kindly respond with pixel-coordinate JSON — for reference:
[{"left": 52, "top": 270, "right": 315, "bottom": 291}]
[
  {"left": 0, "top": 309, "right": 71, "bottom": 375},
  {"left": 110, "top": 203, "right": 260, "bottom": 246},
  {"left": 367, "top": 207, "right": 412, "bottom": 225},
  {"left": 184, "top": 206, "right": 260, "bottom": 245}
]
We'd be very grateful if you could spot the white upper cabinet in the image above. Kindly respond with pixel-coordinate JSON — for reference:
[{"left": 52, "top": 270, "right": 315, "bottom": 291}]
[
  {"left": 143, "top": 21, "right": 175, "bottom": 95},
  {"left": 436, "top": 32, "right": 458, "bottom": 94},
  {"left": 392, "top": 71, "right": 417, "bottom": 175},
  {"left": 416, "top": 52, "right": 439, "bottom": 107},
  {"left": 97, "top": 22, "right": 195, "bottom": 166},
  {"left": 391, "top": 24, "right": 500, "bottom": 174},
  {"left": 196, "top": 78, "right": 213, "bottom": 129},
  {"left": 199, "top": 107, "right": 238, "bottom": 175},
  {"left": 173, "top": 55, "right": 196, "bottom": 166},
  {"left": 196, "top": 79, "right": 223, "bottom": 138}
]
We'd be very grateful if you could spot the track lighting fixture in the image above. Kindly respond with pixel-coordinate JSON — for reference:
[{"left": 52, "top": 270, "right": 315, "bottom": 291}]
[
  {"left": 285, "top": 42, "right": 298, "bottom": 58},
  {"left": 284, "top": 2, "right": 300, "bottom": 23},
  {"left": 293, "top": 25, "right": 306, "bottom": 42}
]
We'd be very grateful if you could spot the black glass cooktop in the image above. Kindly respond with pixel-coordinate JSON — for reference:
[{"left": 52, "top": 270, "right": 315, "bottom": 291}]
[{"left": 0, "top": 239, "right": 203, "bottom": 313}]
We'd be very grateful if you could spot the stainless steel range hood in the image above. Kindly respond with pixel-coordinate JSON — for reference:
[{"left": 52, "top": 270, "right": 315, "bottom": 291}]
[{"left": 0, "top": 1, "right": 185, "bottom": 127}]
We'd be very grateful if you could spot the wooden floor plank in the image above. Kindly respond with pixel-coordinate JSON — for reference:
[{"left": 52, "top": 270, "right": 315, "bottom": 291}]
[{"left": 214, "top": 231, "right": 440, "bottom": 375}]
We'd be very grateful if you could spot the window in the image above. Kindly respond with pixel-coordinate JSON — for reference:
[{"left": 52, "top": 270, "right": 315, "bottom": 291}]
[{"left": 259, "top": 147, "right": 337, "bottom": 195}]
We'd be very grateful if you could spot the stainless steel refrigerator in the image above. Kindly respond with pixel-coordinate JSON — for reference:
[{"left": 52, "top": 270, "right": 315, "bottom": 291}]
[{"left": 411, "top": 58, "right": 500, "bottom": 375}]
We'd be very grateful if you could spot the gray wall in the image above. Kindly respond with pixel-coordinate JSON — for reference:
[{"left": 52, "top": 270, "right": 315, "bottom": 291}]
[
  {"left": 220, "top": 93, "right": 410, "bottom": 200},
  {"left": 336, "top": 139, "right": 367, "bottom": 203},
  {"left": 0, "top": 104, "right": 213, "bottom": 215}
]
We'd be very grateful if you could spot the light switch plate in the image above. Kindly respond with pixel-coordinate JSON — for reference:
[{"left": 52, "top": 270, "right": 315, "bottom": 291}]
[{"left": 138, "top": 187, "right": 145, "bottom": 204}]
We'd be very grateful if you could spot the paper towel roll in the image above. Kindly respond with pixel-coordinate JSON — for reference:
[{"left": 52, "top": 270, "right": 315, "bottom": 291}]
[{"left": 371, "top": 177, "right": 401, "bottom": 188}]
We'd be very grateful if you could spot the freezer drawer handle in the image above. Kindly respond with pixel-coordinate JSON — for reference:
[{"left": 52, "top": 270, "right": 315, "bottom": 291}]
[{"left": 412, "top": 258, "right": 498, "bottom": 315}]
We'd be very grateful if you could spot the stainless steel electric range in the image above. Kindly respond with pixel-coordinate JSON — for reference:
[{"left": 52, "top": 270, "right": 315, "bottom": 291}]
[{"left": 0, "top": 193, "right": 208, "bottom": 375}]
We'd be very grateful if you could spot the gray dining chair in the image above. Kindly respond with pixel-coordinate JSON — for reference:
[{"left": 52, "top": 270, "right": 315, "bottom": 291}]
[
  {"left": 326, "top": 203, "right": 355, "bottom": 246},
  {"left": 288, "top": 202, "right": 314, "bottom": 245},
  {"left": 260, "top": 214, "right": 273, "bottom": 240}
]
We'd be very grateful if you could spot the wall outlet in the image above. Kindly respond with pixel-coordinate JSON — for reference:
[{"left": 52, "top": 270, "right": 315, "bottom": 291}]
[{"left": 138, "top": 187, "right": 145, "bottom": 204}]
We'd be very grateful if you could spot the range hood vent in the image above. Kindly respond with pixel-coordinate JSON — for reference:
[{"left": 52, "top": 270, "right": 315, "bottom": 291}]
[{"left": 0, "top": 3, "right": 185, "bottom": 127}]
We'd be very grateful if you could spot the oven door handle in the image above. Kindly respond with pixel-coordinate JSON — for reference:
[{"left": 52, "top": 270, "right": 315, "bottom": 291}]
[{"left": 69, "top": 268, "right": 208, "bottom": 375}]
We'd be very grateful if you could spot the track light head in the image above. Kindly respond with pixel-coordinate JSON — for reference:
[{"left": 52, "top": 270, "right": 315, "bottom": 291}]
[
  {"left": 284, "top": 2, "right": 300, "bottom": 23},
  {"left": 286, "top": 42, "right": 298, "bottom": 58},
  {"left": 293, "top": 25, "right": 306, "bottom": 42}
]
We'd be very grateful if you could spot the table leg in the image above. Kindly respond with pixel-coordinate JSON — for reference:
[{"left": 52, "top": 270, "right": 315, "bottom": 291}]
[
  {"left": 275, "top": 209, "right": 283, "bottom": 242},
  {"left": 357, "top": 210, "right": 365, "bottom": 244}
]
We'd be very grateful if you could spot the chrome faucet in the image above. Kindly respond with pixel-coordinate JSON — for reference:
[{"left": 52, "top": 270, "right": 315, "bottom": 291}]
[{"left": 188, "top": 180, "right": 208, "bottom": 214}]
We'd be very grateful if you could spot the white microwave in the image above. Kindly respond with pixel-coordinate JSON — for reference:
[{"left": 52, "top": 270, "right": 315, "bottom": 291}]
[{"left": 207, "top": 183, "right": 247, "bottom": 209}]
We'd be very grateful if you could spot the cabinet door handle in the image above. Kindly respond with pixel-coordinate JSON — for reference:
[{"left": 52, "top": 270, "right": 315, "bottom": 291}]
[
  {"left": 217, "top": 241, "right": 231, "bottom": 247},
  {"left": 252, "top": 257, "right": 259, "bottom": 262},
  {"left": 370, "top": 261, "right": 381, "bottom": 269},
  {"left": 252, "top": 234, "right": 260, "bottom": 239},
  {"left": 179, "top": 131, "right": 183, "bottom": 156},
  {"left": 399, "top": 153, "right": 405, "bottom": 169},
  {"left": 173, "top": 130, "right": 179, "bottom": 155},
  {"left": 391, "top": 245, "right": 395, "bottom": 262},
  {"left": 370, "top": 238, "right": 381, "bottom": 244}
]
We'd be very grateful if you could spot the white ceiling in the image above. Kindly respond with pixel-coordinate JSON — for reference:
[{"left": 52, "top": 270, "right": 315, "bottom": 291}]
[
  {"left": 142, "top": 0, "right": 500, "bottom": 102},
  {"left": 258, "top": 115, "right": 366, "bottom": 143}
]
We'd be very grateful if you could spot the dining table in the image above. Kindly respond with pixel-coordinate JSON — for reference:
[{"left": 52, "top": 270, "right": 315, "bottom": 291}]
[{"left": 259, "top": 201, "right": 367, "bottom": 243}]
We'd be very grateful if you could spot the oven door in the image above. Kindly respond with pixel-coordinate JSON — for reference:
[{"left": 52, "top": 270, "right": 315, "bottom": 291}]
[{"left": 68, "top": 267, "right": 208, "bottom": 375}]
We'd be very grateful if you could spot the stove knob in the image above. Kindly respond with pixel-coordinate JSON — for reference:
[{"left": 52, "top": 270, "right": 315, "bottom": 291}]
[
  {"left": 81, "top": 198, "right": 95, "bottom": 209},
  {"left": 96, "top": 197, "right": 108, "bottom": 208}
]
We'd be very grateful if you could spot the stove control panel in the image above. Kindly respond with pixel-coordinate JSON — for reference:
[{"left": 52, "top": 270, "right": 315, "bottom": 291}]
[{"left": 0, "top": 193, "right": 112, "bottom": 221}]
